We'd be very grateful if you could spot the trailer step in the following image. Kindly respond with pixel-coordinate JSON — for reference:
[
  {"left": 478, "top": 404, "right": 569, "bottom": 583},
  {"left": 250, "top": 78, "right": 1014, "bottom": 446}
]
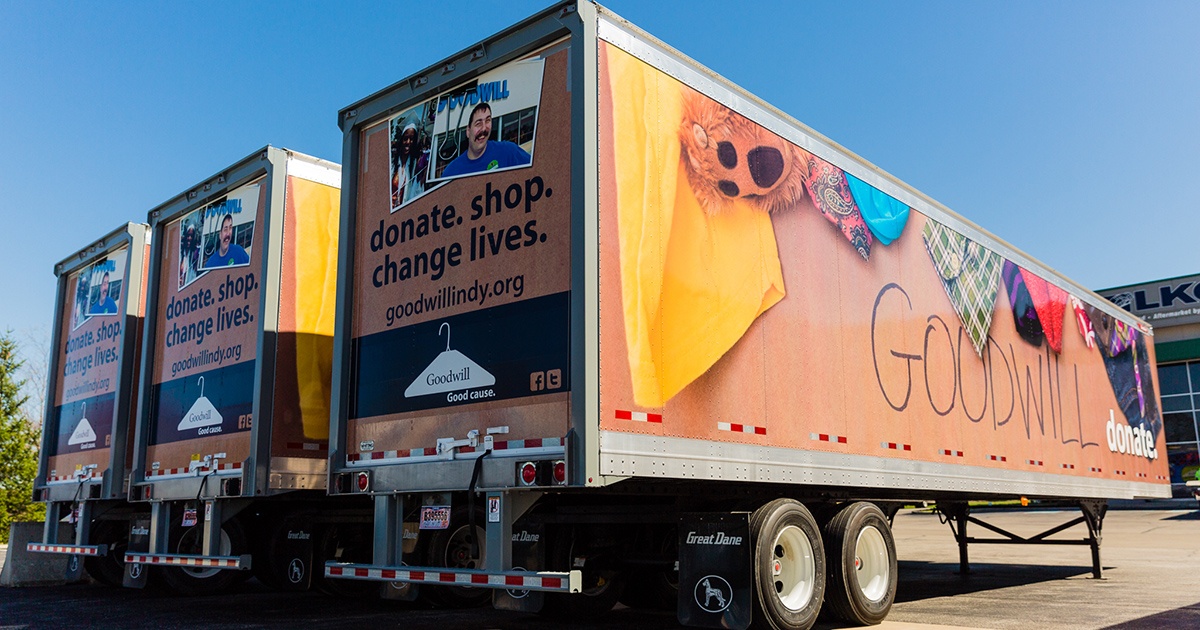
[
  {"left": 324, "top": 562, "right": 581, "bottom": 593},
  {"left": 27, "top": 543, "right": 107, "bottom": 556},
  {"left": 124, "top": 553, "right": 252, "bottom": 570}
]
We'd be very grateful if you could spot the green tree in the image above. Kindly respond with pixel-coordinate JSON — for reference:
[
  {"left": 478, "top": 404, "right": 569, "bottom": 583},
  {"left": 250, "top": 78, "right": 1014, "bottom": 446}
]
[{"left": 0, "top": 331, "right": 44, "bottom": 544}]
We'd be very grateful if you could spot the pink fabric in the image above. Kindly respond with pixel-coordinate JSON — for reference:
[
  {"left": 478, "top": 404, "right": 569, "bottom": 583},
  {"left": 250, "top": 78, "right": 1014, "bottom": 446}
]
[
  {"left": 1069, "top": 296, "right": 1095, "bottom": 349},
  {"left": 1018, "top": 268, "right": 1067, "bottom": 353}
]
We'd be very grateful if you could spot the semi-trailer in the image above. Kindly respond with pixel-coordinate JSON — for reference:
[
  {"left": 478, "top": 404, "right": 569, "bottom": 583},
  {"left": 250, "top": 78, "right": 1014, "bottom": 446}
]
[
  {"left": 321, "top": 2, "right": 1171, "bottom": 629},
  {"left": 116, "top": 147, "right": 356, "bottom": 595},
  {"left": 28, "top": 223, "right": 151, "bottom": 586}
]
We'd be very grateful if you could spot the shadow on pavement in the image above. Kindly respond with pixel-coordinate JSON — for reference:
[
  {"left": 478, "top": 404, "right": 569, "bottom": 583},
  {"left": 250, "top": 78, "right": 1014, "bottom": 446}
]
[
  {"left": 1163, "top": 510, "right": 1200, "bottom": 521},
  {"left": 1102, "top": 601, "right": 1200, "bottom": 629},
  {"left": 894, "top": 560, "right": 1094, "bottom": 603}
]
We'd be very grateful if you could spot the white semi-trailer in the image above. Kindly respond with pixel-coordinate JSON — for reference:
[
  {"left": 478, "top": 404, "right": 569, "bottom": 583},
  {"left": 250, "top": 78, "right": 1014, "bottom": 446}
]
[{"left": 322, "top": 3, "right": 1169, "bottom": 628}]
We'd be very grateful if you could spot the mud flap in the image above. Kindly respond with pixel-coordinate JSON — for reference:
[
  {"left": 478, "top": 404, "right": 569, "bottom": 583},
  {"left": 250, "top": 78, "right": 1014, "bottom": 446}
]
[
  {"left": 123, "top": 516, "right": 150, "bottom": 589},
  {"left": 266, "top": 516, "right": 315, "bottom": 591},
  {"left": 493, "top": 521, "right": 545, "bottom": 612},
  {"left": 678, "top": 513, "right": 752, "bottom": 630}
]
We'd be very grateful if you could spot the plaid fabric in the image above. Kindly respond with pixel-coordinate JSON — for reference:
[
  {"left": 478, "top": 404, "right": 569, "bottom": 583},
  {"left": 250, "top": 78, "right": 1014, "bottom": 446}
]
[{"left": 922, "top": 219, "right": 1002, "bottom": 356}]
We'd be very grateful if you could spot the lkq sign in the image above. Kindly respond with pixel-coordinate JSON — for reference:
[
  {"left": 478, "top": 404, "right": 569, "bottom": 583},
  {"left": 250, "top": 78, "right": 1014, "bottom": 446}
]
[{"left": 1101, "top": 273, "right": 1200, "bottom": 328}]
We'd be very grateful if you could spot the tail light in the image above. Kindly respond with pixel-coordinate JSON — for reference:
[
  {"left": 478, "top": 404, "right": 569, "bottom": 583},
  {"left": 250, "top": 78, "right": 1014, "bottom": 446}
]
[
  {"left": 519, "top": 462, "right": 538, "bottom": 486},
  {"left": 356, "top": 471, "right": 371, "bottom": 493},
  {"left": 552, "top": 460, "right": 567, "bottom": 485}
]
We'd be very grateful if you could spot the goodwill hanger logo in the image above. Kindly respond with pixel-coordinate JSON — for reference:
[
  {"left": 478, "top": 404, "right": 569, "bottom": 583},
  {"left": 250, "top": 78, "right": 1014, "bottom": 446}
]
[
  {"left": 179, "top": 375, "right": 223, "bottom": 433},
  {"left": 67, "top": 401, "right": 97, "bottom": 446},
  {"left": 405, "top": 322, "right": 495, "bottom": 399}
]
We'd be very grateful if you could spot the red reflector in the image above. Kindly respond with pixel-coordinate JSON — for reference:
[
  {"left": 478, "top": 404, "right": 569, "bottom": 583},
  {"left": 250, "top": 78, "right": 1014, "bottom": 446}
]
[
  {"left": 544, "top": 577, "right": 561, "bottom": 589},
  {"left": 471, "top": 574, "right": 488, "bottom": 584},
  {"left": 356, "top": 472, "right": 369, "bottom": 492},
  {"left": 552, "top": 460, "right": 566, "bottom": 484},
  {"left": 505, "top": 575, "right": 523, "bottom": 586},
  {"left": 439, "top": 572, "right": 455, "bottom": 583},
  {"left": 354, "top": 568, "right": 368, "bottom": 577},
  {"left": 329, "top": 567, "right": 343, "bottom": 576},
  {"left": 410, "top": 570, "right": 424, "bottom": 581},
  {"left": 519, "top": 462, "right": 537, "bottom": 485},
  {"left": 382, "top": 570, "right": 396, "bottom": 579}
]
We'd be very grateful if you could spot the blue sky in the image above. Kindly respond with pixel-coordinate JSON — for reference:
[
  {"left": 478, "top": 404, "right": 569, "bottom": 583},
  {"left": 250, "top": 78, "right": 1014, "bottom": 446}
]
[{"left": 2, "top": 0, "right": 1197, "bottom": 358}]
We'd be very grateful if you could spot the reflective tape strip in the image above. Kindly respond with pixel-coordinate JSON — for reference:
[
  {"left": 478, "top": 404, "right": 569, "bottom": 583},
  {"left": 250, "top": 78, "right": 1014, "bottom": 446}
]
[
  {"left": 147, "top": 462, "right": 242, "bottom": 478},
  {"left": 717, "top": 422, "right": 766, "bottom": 435},
  {"left": 882, "top": 442, "right": 912, "bottom": 451},
  {"left": 27, "top": 544, "right": 103, "bottom": 556},
  {"left": 348, "top": 438, "right": 563, "bottom": 465},
  {"left": 810, "top": 433, "right": 848, "bottom": 444},
  {"left": 1090, "top": 467, "right": 1103, "bottom": 473},
  {"left": 941, "top": 449, "right": 964, "bottom": 457},
  {"left": 123, "top": 553, "right": 247, "bottom": 568},
  {"left": 1115, "top": 470, "right": 1127, "bottom": 476},
  {"left": 324, "top": 564, "right": 577, "bottom": 592},
  {"left": 988, "top": 455, "right": 1007, "bottom": 462},
  {"left": 1027, "top": 460, "right": 1044, "bottom": 466},
  {"left": 614, "top": 410, "right": 663, "bottom": 423},
  {"left": 1061, "top": 463, "right": 1076, "bottom": 470}
]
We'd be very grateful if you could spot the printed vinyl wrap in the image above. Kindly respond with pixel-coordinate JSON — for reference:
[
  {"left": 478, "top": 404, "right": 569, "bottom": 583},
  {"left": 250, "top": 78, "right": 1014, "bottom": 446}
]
[
  {"left": 598, "top": 42, "right": 1168, "bottom": 487},
  {"left": 346, "top": 44, "right": 573, "bottom": 459}
]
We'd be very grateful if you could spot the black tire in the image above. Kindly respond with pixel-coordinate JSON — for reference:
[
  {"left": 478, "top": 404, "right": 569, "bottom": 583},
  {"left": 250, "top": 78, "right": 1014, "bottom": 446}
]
[
  {"left": 541, "top": 527, "right": 625, "bottom": 618},
  {"left": 314, "top": 523, "right": 378, "bottom": 598},
  {"left": 617, "top": 528, "right": 677, "bottom": 611},
  {"left": 750, "top": 499, "right": 825, "bottom": 630},
  {"left": 83, "top": 519, "right": 128, "bottom": 587},
  {"left": 159, "top": 516, "right": 247, "bottom": 596},
  {"left": 421, "top": 517, "right": 491, "bottom": 608},
  {"left": 822, "top": 502, "right": 897, "bottom": 625}
]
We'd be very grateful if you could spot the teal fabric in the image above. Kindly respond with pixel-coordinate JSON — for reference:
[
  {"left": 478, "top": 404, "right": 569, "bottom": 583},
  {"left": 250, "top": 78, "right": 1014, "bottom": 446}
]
[{"left": 845, "top": 172, "right": 910, "bottom": 245}]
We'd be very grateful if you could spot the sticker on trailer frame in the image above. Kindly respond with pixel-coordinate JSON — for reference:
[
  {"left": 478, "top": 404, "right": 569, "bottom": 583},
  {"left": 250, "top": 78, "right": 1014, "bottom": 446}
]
[
  {"left": 419, "top": 505, "right": 451, "bottom": 530},
  {"left": 488, "top": 496, "right": 501, "bottom": 523},
  {"left": 182, "top": 507, "right": 198, "bottom": 528}
]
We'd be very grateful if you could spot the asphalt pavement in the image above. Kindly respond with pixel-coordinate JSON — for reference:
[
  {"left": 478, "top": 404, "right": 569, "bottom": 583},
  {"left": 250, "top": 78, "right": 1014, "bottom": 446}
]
[{"left": 2, "top": 508, "right": 1197, "bottom": 629}]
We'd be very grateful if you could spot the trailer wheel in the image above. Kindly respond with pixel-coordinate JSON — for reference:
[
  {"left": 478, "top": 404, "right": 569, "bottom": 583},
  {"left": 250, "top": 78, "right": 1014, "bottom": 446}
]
[
  {"left": 750, "top": 499, "right": 825, "bottom": 630},
  {"left": 542, "top": 527, "right": 625, "bottom": 618},
  {"left": 822, "top": 502, "right": 897, "bottom": 625},
  {"left": 422, "top": 519, "right": 491, "bottom": 607},
  {"left": 160, "top": 517, "right": 246, "bottom": 596},
  {"left": 315, "top": 523, "right": 377, "bottom": 598},
  {"left": 83, "top": 519, "right": 128, "bottom": 587}
]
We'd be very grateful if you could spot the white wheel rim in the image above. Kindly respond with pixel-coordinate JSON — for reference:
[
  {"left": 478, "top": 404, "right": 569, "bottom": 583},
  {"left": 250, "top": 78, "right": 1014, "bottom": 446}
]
[
  {"left": 770, "top": 524, "right": 816, "bottom": 611},
  {"left": 854, "top": 525, "right": 889, "bottom": 602},
  {"left": 181, "top": 529, "right": 231, "bottom": 578}
]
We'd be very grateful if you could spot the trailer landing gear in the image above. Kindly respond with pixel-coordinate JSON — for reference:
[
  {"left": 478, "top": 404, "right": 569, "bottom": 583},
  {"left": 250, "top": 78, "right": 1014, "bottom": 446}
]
[{"left": 939, "top": 499, "right": 1107, "bottom": 579}]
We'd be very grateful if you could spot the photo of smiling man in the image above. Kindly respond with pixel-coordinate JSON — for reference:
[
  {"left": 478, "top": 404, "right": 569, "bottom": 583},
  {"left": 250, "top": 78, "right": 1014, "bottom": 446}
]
[
  {"left": 196, "top": 184, "right": 258, "bottom": 273},
  {"left": 429, "top": 57, "right": 544, "bottom": 183},
  {"left": 439, "top": 101, "right": 532, "bottom": 177}
]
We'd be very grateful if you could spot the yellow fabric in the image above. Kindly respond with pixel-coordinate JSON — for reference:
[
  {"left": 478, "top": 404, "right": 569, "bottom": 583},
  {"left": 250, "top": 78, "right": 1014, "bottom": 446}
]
[
  {"left": 290, "top": 177, "right": 340, "bottom": 440},
  {"left": 608, "top": 46, "right": 786, "bottom": 408}
]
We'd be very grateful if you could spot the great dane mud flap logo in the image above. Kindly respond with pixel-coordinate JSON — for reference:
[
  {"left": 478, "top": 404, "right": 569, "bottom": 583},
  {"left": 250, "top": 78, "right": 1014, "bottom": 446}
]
[
  {"left": 178, "top": 376, "right": 222, "bottom": 433},
  {"left": 128, "top": 562, "right": 143, "bottom": 580},
  {"left": 404, "top": 323, "right": 495, "bottom": 398},
  {"left": 68, "top": 555, "right": 80, "bottom": 573},
  {"left": 694, "top": 574, "right": 733, "bottom": 613},
  {"left": 288, "top": 558, "right": 305, "bottom": 584}
]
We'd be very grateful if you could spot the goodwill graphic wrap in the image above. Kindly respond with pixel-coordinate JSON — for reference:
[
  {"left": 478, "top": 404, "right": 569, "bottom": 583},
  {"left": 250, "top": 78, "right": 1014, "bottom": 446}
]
[{"left": 598, "top": 41, "right": 1166, "bottom": 487}]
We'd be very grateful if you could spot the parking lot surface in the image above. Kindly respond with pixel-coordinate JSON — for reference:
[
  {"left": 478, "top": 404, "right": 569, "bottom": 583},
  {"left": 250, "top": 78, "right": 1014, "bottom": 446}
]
[{"left": 2, "top": 508, "right": 1197, "bottom": 629}]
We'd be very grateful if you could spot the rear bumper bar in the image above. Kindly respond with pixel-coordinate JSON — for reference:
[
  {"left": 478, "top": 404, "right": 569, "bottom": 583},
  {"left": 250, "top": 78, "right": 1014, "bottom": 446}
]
[{"left": 324, "top": 562, "right": 581, "bottom": 593}]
